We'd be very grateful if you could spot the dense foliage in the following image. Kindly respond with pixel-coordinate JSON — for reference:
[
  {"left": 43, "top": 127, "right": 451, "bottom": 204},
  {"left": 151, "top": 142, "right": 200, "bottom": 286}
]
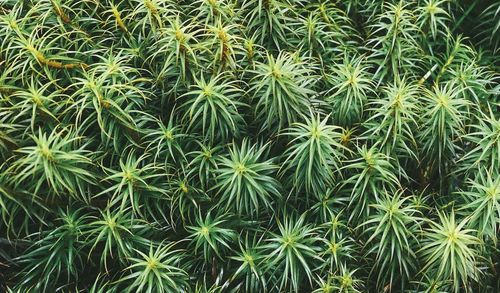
[{"left": 0, "top": 0, "right": 499, "bottom": 292}]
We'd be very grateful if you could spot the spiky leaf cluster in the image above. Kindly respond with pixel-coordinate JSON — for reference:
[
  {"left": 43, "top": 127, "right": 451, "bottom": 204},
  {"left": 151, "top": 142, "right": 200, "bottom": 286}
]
[{"left": 0, "top": 0, "right": 499, "bottom": 292}]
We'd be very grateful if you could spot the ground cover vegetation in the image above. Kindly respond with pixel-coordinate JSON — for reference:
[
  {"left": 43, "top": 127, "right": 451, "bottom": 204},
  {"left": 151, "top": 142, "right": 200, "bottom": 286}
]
[{"left": 0, "top": 0, "right": 499, "bottom": 292}]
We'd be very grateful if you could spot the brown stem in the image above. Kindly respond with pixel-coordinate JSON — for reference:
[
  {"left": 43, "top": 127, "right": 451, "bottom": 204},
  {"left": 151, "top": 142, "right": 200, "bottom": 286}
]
[
  {"left": 144, "top": 0, "right": 158, "bottom": 15},
  {"left": 27, "top": 46, "right": 88, "bottom": 70},
  {"left": 51, "top": 1, "right": 71, "bottom": 23},
  {"left": 112, "top": 7, "right": 128, "bottom": 33}
]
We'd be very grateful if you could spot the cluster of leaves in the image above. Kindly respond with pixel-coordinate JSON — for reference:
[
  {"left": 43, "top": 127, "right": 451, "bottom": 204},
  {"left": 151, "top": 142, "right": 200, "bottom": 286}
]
[{"left": 0, "top": 0, "right": 499, "bottom": 292}]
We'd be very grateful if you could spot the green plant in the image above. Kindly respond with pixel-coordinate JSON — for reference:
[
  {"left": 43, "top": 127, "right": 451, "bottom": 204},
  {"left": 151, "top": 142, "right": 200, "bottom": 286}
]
[
  {"left": 369, "top": 1, "right": 422, "bottom": 80},
  {"left": 230, "top": 234, "right": 267, "bottom": 292},
  {"left": 281, "top": 112, "right": 347, "bottom": 195},
  {"left": 364, "top": 77, "right": 420, "bottom": 160},
  {"left": 186, "top": 210, "right": 236, "bottom": 262},
  {"left": 214, "top": 139, "right": 280, "bottom": 215},
  {"left": 187, "top": 141, "right": 221, "bottom": 189},
  {"left": 8, "top": 127, "right": 94, "bottom": 200},
  {"left": 261, "top": 213, "right": 323, "bottom": 292},
  {"left": 360, "top": 190, "right": 421, "bottom": 290},
  {"left": 419, "top": 211, "right": 481, "bottom": 293},
  {"left": 314, "top": 264, "right": 364, "bottom": 293},
  {"left": 98, "top": 152, "right": 166, "bottom": 215},
  {"left": 86, "top": 208, "right": 148, "bottom": 270},
  {"left": 457, "top": 169, "right": 500, "bottom": 242},
  {"left": 1, "top": 0, "right": 499, "bottom": 292},
  {"left": 320, "top": 213, "right": 356, "bottom": 272},
  {"left": 118, "top": 242, "right": 189, "bottom": 292},
  {"left": 250, "top": 51, "right": 315, "bottom": 131},
  {"left": 202, "top": 19, "right": 244, "bottom": 71},
  {"left": 180, "top": 73, "right": 246, "bottom": 142},
  {"left": 342, "top": 144, "right": 400, "bottom": 220},
  {"left": 143, "top": 111, "right": 187, "bottom": 165},
  {"left": 419, "top": 81, "right": 470, "bottom": 180},
  {"left": 243, "top": 0, "right": 300, "bottom": 49},
  {"left": 8, "top": 78, "right": 62, "bottom": 131},
  {"left": 460, "top": 105, "right": 500, "bottom": 174},
  {"left": 149, "top": 15, "right": 200, "bottom": 87},
  {"left": 14, "top": 208, "right": 90, "bottom": 291},
  {"left": 325, "top": 54, "right": 374, "bottom": 126},
  {"left": 417, "top": 0, "right": 450, "bottom": 41}
]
